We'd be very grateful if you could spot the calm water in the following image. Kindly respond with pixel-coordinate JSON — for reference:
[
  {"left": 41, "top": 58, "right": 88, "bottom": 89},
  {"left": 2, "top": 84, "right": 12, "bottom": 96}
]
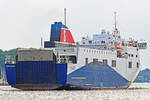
[{"left": 0, "top": 83, "right": 150, "bottom": 100}]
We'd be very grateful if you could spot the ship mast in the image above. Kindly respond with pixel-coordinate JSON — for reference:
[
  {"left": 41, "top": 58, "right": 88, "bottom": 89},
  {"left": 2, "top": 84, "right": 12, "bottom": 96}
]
[
  {"left": 114, "top": 12, "right": 117, "bottom": 30},
  {"left": 113, "top": 12, "right": 120, "bottom": 39},
  {"left": 64, "top": 8, "right": 66, "bottom": 26},
  {"left": 41, "top": 37, "right": 43, "bottom": 48},
  {"left": 64, "top": 8, "right": 67, "bottom": 42}
]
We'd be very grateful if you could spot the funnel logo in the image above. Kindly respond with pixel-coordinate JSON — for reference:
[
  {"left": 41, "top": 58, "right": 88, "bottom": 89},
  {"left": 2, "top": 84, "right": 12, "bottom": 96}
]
[{"left": 60, "top": 28, "right": 75, "bottom": 44}]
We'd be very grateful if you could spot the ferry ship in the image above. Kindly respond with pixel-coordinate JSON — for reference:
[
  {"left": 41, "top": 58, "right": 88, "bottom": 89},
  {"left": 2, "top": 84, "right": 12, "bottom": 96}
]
[{"left": 5, "top": 13, "right": 147, "bottom": 90}]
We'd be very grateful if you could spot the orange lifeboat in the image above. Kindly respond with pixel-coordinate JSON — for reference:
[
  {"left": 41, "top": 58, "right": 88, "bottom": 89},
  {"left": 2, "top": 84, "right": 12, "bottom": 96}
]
[{"left": 116, "top": 45, "right": 123, "bottom": 50}]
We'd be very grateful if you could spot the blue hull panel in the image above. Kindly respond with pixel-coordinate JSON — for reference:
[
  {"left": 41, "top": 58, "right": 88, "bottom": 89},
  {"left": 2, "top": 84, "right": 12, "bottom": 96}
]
[
  {"left": 67, "top": 62, "right": 129, "bottom": 89},
  {"left": 5, "top": 64, "right": 16, "bottom": 85},
  {"left": 5, "top": 63, "right": 67, "bottom": 90},
  {"left": 6, "top": 61, "right": 130, "bottom": 90}
]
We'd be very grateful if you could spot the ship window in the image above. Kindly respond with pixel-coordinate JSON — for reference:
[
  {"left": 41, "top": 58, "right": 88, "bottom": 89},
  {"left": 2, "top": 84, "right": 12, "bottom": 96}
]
[
  {"left": 137, "top": 62, "right": 139, "bottom": 68},
  {"left": 117, "top": 51, "right": 121, "bottom": 57},
  {"left": 89, "top": 41, "right": 92, "bottom": 44},
  {"left": 85, "top": 58, "right": 88, "bottom": 65},
  {"left": 129, "top": 54, "right": 130, "bottom": 57},
  {"left": 93, "top": 58, "right": 98, "bottom": 63},
  {"left": 128, "top": 62, "right": 132, "bottom": 68},
  {"left": 136, "top": 55, "right": 138, "bottom": 58},
  {"left": 103, "top": 59, "right": 107, "bottom": 66},
  {"left": 112, "top": 60, "right": 116, "bottom": 67},
  {"left": 60, "top": 56, "right": 66, "bottom": 63},
  {"left": 131, "top": 54, "right": 133, "bottom": 57},
  {"left": 68, "top": 56, "right": 77, "bottom": 64}
]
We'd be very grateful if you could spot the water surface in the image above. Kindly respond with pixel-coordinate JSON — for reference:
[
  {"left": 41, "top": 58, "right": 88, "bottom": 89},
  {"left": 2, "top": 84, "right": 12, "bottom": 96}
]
[{"left": 0, "top": 83, "right": 150, "bottom": 100}]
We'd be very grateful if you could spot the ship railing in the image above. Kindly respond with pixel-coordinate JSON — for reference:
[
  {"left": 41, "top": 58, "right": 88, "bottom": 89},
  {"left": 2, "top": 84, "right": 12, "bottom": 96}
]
[
  {"left": 54, "top": 47, "right": 77, "bottom": 53},
  {"left": 55, "top": 41, "right": 76, "bottom": 47},
  {"left": 78, "top": 44, "right": 111, "bottom": 50}
]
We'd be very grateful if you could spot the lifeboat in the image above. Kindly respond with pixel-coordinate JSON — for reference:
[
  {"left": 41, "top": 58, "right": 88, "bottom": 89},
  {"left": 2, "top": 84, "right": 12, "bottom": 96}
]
[{"left": 116, "top": 45, "right": 123, "bottom": 50}]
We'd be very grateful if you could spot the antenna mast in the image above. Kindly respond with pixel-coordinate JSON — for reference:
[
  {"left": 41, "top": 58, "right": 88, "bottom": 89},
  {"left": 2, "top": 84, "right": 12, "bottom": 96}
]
[
  {"left": 64, "top": 8, "right": 66, "bottom": 25},
  {"left": 114, "top": 12, "right": 117, "bottom": 30},
  {"left": 41, "top": 37, "right": 43, "bottom": 48}
]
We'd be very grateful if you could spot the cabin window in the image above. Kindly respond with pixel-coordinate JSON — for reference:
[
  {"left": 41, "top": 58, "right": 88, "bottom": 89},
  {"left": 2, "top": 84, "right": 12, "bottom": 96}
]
[
  {"left": 137, "top": 62, "right": 139, "bottom": 68},
  {"left": 103, "top": 59, "right": 107, "bottom": 66},
  {"left": 112, "top": 60, "right": 116, "bottom": 67},
  {"left": 128, "top": 62, "right": 132, "bottom": 68},
  {"left": 85, "top": 58, "right": 88, "bottom": 65}
]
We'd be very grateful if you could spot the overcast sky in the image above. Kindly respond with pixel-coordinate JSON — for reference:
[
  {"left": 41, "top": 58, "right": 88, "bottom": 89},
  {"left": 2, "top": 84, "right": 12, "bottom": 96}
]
[{"left": 0, "top": 0, "right": 149, "bottom": 68}]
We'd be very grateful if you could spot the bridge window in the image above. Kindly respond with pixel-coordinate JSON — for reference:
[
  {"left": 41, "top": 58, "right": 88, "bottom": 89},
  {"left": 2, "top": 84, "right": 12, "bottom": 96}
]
[{"left": 128, "top": 62, "right": 132, "bottom": 68}]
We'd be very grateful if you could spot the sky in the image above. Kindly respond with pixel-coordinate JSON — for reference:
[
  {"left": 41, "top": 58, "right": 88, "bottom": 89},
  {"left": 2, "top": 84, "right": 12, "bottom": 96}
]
[{"left": 0, "top": 0, "right": 149, "bottom": 68}]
